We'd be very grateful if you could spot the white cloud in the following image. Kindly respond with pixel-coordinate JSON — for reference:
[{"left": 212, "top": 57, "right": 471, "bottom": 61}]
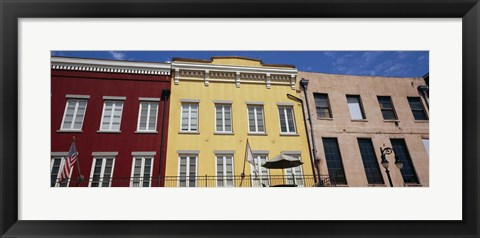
[{"left": 109, "top": 51, "right": 126, "bottom": 60}]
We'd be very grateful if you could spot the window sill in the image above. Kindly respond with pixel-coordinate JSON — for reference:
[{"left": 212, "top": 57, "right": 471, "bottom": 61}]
[
  {"left": 97, "top": 130, "right": 121, "bottom": 133},
  {"left": 279, "top": 133, "right": 299, "bottom": 137},
  {"left": 56, "top": 129, "right": 83, "bottom": 133},
  {"left": 135, "top": 131, "right": 158, "bottom": 134},
  {"left": 404, "top": 183, "right": 423, "bottom": 187},
  {"left": 214, "top": 132, "right": 234, "bottom": 135},
  {"left": 414, "top": 120, "right": 429, "bottom": 123},
  {"left": 367, "top": 184, "right": 387, "bottom": 187},
  {"left": 351, "top": 119, "right": 368, "bottom": 122},
  {"left": 178, "top": 131, "right": 200, "bottom": 134},
  {"left": 317, "top": 117, "right": 333, "bottom": 121},
  {"left": 383, "top": 120, "right": 400, "bottom": 123},
  {"left": 248, "top": 132, "right": 268, "bottom": 136}
]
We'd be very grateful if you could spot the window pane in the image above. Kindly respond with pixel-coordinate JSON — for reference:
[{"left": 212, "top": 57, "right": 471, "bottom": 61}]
[
  {"left": 148, "top": 103, "right": 158, "bottom": 130},
  {"left": 216, "top": 106, "right": 223, "bottom": 131},
  {"left": 256, "top": 107, "right": 264, "bottom": 132},
  {"left": 285, "top": 107, "right": 295, "bottom": 133},
  {"left": 50, "top": 158, "right": 63, "bottom": 187},
  {"left": 391, "top": 139, "right": 419, "bottom": 184},
  {"left": 408, "top": 97, "right": 428, "bottom": 120},
  {"left": 381, "top": 110, "right": 397, "bottom": 120},
  {"left": 278, "top": 108, "right": 287, "bottom": 132},
  {"left": 224, "top": 106, "right": 232, "bottom": 131},
  {"left": 347, "top": 96, "right": 365, "bottom": 120},
  {"left": 322, "top": 138, "right": 347, "bottom": 185},
  {"left": 247, "top": 106, "right": 256, "bottom": 132},
  {"left": 422, "top": 139, "right": 429, "bottom": 156},
  {"left": 314, "top": 93, "right": 332, "bottom": 118},
  {"left": 181, "top": 105, "right": 189, "bottom": 131},
  {"left": 357, "top": 139, "right": 384, "bottom": 184},
  {"left": 378, "top": 96, "right": 398, "bottom": 120}
]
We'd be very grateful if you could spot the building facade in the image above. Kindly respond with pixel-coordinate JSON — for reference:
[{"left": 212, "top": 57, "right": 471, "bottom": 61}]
[
  {"left": 51, "top": 57, "right": 172, "bottom": 187},
  {"left": 298, "top": 72, "right": 429, "bottom": 187},
  {"left": 164, "top": 57, "right": 315, "bottom": 187}
]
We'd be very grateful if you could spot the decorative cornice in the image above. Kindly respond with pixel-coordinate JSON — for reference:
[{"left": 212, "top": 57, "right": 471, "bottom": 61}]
[
  {"left": 172, "top": 61, "right": 298, "bottom": 89},
  {"left": 51, "top": 57, "right": 171, "bottom": 75}
]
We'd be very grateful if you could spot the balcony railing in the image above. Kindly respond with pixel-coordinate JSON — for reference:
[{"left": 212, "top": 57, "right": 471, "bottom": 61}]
[{"left": 54, "top": 174, "right": 338, "bottom": 187}]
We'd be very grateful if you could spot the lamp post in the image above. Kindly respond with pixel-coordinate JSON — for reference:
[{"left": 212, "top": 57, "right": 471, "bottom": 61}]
[{"left": 379, "top": 147, "right": 403, "bottom": 187}]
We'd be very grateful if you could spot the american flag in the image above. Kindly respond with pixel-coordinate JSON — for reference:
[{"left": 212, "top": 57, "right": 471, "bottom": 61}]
[{"left": 59, "top": 140, "right": 78, "bottom": 182}]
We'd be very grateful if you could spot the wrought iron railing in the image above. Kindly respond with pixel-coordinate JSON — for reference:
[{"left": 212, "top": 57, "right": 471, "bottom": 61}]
[{"left": 54, "top": 174, "right": 337, "bottom": 187}]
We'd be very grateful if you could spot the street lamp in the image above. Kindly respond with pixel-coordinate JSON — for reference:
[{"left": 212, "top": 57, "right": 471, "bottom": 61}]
[{"left": 380, "top": 147, "right": 403, "bottom": 187}]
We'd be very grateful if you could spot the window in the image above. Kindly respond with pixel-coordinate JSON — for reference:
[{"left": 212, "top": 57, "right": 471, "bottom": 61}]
[
  {"left": 181, "top": 103, "right": 199, "bottom": 132},
  {"left": 322, "top": 138, "right": 347, "bottom": 185},
  {"left": 250, "top": 154, "right": 269, "bottom": 187},
  {"left": 278, "top": 106, "right": 296, "bottom": 134},
  {"left": 216, "top": 155, "right": 234, "bottom": 187},
  {"left": 284, "top": 155, "right": 304, "bottom": 187},
  {"left": 377, "top": 96, "right": 397, "bottom": 120},
  {"left": 347, "top": 95, "right": 366, "bottom": 120},
  {"left": 50, "top": 157, "right": 69, "bottom": 187},
  {"left": 131, "top": 157, "right": 153, "bottom": 187},
  {"left": 61, "top": 99, "right": 87, "bottom": 130},
  {"left": 357, "top": 139, "right": 384, "bottom": 185},
  {"left": 137, "top": 102, "right": 158, "bottom": 132},
  {"left": 89, "top": 157, "right": 115, "bottom": 187},
  {"left": 100, "top": 101, "right": 124, "bottom": 131},
  {"left": 314, "top": 93, "right": 332, "bottom": 118},
  {"left": 408, "top": 97, "right": 428, "bottom": 120},
  {"left": 422, "top": 138, "right": 429, "bottom": 156},
  {"left": 215, "top": 104, "right": 232, "bottom": 133},
  {"left": 179, "top": 155, "right": 197, "bottom": 187},
  {"left": 247, "top": 105, "right": 265, "bottom": 133},
  {"left": 391, "top": 139, "right": 419, "bottom": 184}
]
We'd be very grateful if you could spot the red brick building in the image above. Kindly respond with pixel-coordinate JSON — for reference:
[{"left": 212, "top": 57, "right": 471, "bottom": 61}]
[{"left": 51, "top": 57, "right": 171, "bottom": 187}]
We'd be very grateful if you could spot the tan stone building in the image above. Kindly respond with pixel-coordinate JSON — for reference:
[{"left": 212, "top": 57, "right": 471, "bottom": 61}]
[{"left": 298, "top": 72, "right": 429, "bottom": 187}]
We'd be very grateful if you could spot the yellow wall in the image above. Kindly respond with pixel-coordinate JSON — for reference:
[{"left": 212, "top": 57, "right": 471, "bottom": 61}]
[
  {"left": 165, "top": 67, "right": 312, "bottom": 187},
  {"left": 210, "top": 58, "right": 263, "bottom": 67}
]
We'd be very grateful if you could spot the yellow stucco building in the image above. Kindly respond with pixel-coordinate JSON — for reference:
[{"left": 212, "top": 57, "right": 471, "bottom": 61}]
[{"left": 164, "top": 56, "right": 314, "bottom": 187}]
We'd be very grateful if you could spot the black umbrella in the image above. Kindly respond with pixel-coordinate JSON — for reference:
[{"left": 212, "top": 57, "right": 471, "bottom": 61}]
[{"left": 261, "top": 154, "right": 303, "bottom": 169}]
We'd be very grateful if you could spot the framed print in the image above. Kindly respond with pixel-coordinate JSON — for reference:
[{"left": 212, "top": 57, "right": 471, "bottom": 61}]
[{"left": 1, "top": 0, "right": 479, "bottom": 237}]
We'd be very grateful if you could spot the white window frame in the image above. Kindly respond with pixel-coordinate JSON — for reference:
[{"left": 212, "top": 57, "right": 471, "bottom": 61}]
[
  {"left": 99, "top": 100, "right": 124, "bottom": 132},
  {"left": 283, "top": 155, "right": 304, "bottom": 187},
  {"left": 130, "top": 156, "right": 154, "bottom": 187},
  {"left": 250, "top": 154, "right": 270, "bottom": 187},
  {"left": 278, "top": 106, "right": 297, "bottom": 134},
  {"left": 215, "top": 104, "right": 233, "bottom": 133},
  {"left": 178, "top": 155, "right": 198, "bottom": 187},
  {"left": 50, "top": 157, "right": 72, "bottom": 187},
  {"left": 247, "top": 105, "right": 265, "bottom": 133},
  {"left": 88, "top": 157, "right": 116, "bottom": 187},
  {"left": 60, "top": 99, "right": 88, "bottom": 131},
  {"left": 180, "top": 103, "right": 199, "bottom": 132},
  {"left": 136, "top": 101, "right": 159, "bottom": 132},
  {"left": 215, "top": 154, "right": 234, "bottom": 187}
]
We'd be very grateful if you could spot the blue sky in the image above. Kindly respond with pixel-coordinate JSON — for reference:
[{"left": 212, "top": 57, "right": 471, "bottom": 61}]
[{"left": 51, "top": 51, "right": 429, "bottom": 78}]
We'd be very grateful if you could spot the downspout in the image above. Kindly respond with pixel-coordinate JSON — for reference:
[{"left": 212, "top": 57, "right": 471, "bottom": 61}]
[
  {"left": 287, "top": 93, "right": 318, "bottom": 184},
  {"left": 299, "top": 78, "right": 321, "bottom": 184},
  {"left": 158, "top": 89, "right": 171, "bottom": 187}
]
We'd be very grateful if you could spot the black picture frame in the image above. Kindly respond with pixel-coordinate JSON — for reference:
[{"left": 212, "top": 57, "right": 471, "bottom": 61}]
[{"left": 1, "top": 0, "right": 479, "bottom": 237}]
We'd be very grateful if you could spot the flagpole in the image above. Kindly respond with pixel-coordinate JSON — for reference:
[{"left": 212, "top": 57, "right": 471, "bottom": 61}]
[
  {"left": 239, "top": 138, "right": 249, "bottom": 187},
  {"left": 73, "top": 136, "right": 84, "bottom": 185}
]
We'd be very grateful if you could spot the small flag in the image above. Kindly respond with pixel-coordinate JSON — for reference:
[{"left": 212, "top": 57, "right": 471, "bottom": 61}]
[
  {"left": 59, "top": 140, "right": 78, "bottom": 182},
  {"left": 246, "top": 140, "right": 258, "bottom": 175}
]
